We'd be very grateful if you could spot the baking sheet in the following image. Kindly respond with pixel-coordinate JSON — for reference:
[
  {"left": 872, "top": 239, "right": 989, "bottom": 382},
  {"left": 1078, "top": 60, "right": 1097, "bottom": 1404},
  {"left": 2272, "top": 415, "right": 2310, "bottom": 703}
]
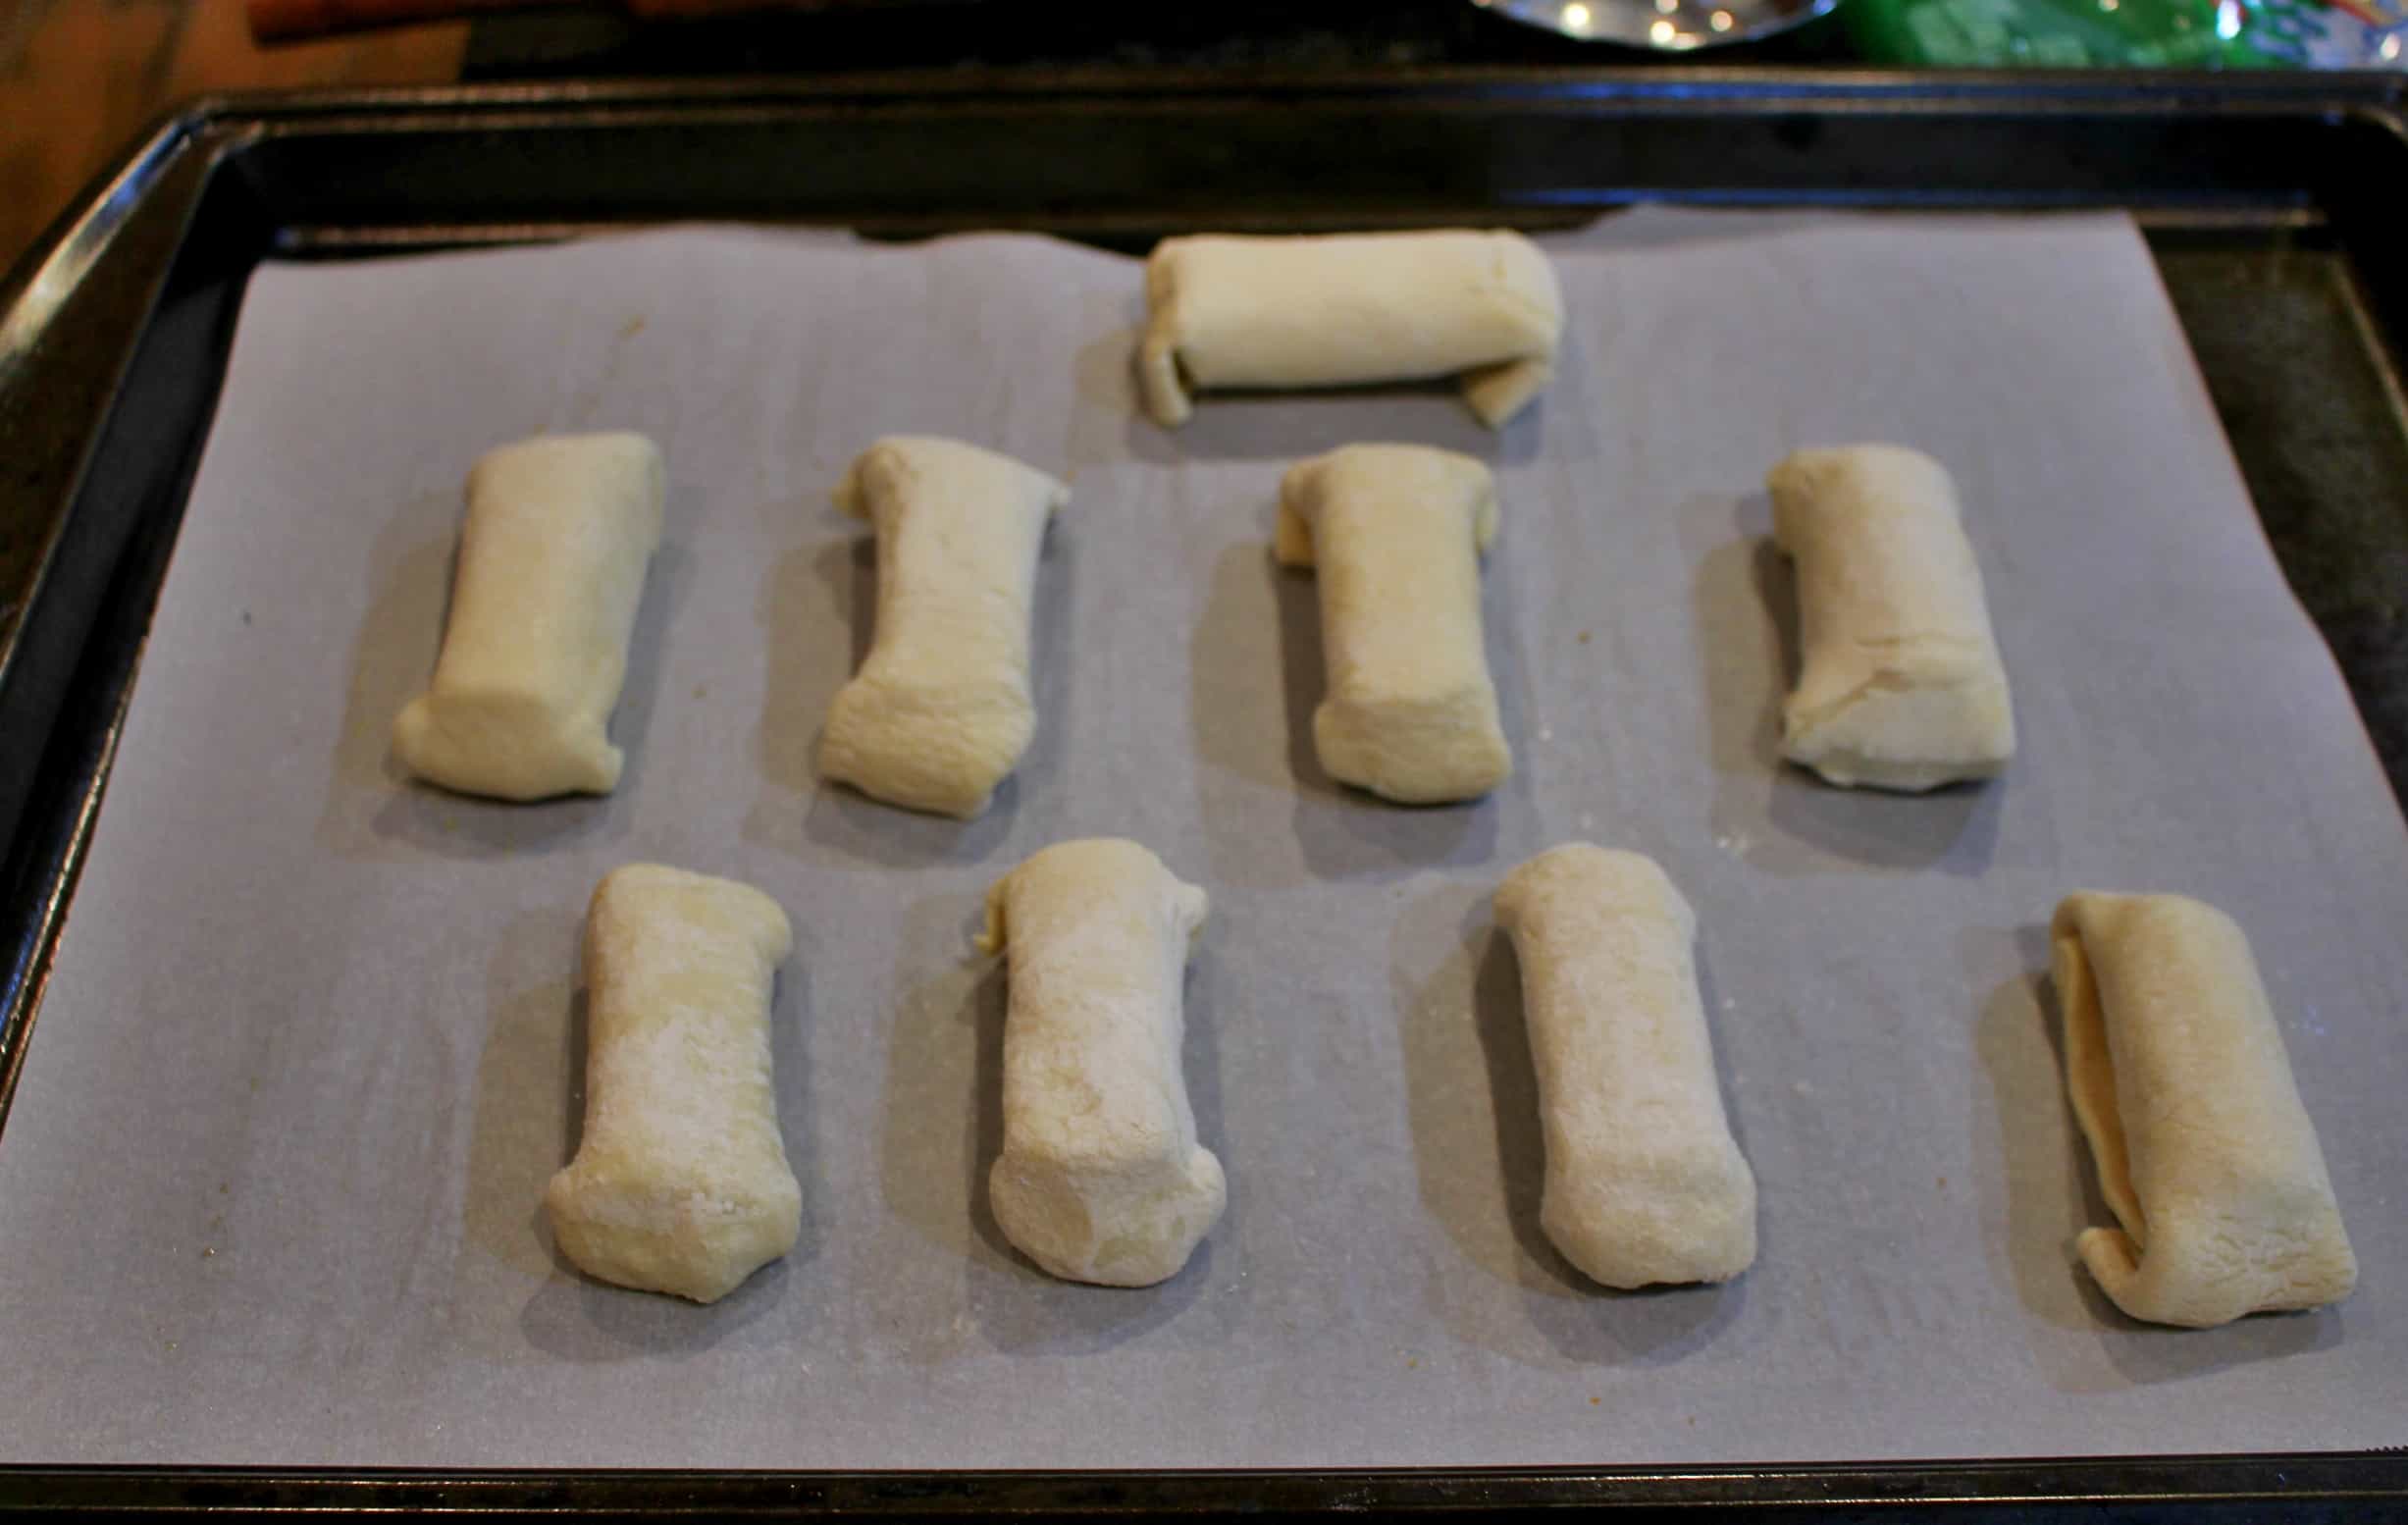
[{"left": 0, "top": 210, "right": 2403, "bottom": 1469}]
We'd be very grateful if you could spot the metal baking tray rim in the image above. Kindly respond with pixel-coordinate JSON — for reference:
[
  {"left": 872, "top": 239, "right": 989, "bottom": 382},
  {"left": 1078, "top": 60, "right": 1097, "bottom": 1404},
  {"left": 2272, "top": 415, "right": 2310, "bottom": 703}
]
[{"left": 3, "top": 76, "right": 2406, "bottom": 1516}]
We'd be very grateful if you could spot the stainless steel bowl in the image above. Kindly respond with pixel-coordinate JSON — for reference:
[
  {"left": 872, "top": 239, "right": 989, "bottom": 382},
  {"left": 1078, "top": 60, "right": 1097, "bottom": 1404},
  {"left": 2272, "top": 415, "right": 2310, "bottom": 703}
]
[{"left": 1472, "top": 0, "right": 1842, "bottom": 48}]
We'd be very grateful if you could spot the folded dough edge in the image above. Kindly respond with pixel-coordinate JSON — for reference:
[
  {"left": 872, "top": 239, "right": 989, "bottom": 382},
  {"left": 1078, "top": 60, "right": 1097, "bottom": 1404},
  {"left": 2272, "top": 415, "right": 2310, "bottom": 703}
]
[{"left": 2050, "top": 891, "right": 2356, "bottom": 1328}]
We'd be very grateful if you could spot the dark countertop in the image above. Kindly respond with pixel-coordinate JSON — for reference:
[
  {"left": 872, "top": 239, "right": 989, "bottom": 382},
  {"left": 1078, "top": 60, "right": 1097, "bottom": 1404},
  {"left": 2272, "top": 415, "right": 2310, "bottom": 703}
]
[{"left": 463, "top": 0, "right": 1853, "bottom": 78}]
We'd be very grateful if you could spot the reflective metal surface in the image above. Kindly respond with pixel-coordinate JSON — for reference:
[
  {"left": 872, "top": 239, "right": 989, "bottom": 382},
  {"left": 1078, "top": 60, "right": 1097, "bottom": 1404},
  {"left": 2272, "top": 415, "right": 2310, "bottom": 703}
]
[{"left": 1472, "top": 0, "right": 1841, "bottom": 48}]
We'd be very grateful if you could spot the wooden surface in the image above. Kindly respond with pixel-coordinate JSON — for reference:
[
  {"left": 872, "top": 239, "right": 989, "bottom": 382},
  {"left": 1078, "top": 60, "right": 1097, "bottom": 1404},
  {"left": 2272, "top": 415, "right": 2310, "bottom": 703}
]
[{"left": 0, "top": 0, "right": 467, "bottom": 273}]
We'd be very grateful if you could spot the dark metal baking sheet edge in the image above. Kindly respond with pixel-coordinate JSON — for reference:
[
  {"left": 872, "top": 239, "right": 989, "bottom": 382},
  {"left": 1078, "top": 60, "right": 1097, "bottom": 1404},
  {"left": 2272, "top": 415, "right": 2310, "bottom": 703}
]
[{"left": 2, "top": 77, "right": 2405, "bottom": 1512}]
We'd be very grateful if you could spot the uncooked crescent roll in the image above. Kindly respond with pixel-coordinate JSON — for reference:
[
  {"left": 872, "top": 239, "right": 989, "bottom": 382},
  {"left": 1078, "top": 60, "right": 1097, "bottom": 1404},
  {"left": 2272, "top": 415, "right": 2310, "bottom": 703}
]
[
  {"left": 545, "top": 864, "right": 801, "bottom": 1304},
  {"left": 1276, "top": 444, "right": 1511, "bottom": 804},
  {"left": 1495, "top": 845, "right": 1756, "bottom": 1289},
  {"left": 393, "top": 432, "right": 664, "bottom": 801},
  {"left": 1766, "top": 445, "right": 2014, "bottom": 791},
  {"left": 977, "top": 839, "right": 1226, "bottom": 1287},
  {"left": 1139, "top": 231, "right": 1564, "bottom": 429},
  {"left": 2051, "top": 891, "right": 2356, "bottom": 1328},
  {"left": 819, "top": 437, "right": 1068, "bottom": 818}
]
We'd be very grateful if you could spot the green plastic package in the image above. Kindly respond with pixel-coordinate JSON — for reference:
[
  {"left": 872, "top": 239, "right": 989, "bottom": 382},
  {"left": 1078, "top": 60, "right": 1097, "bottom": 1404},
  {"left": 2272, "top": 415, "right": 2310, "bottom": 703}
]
[{"left": 1844, "top": 0, "right": 2406, "bottom": 67}]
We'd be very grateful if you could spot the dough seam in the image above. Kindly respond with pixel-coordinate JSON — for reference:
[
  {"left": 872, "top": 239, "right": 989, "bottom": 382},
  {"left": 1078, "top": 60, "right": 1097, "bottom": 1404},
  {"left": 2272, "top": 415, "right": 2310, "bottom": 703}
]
[
  {"left": 2050, "top": 890, "right": 2356, "bottom": 1328},
  {"left": 1139, "top": 230, "right": 1564, "bottom": 428}
]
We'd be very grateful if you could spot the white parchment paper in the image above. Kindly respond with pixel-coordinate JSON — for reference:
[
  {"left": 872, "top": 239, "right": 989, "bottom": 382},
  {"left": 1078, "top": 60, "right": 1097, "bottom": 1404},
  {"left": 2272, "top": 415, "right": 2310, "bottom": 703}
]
[{"left": 1, "top": 211, "right": 2403, "bottom": 1469}]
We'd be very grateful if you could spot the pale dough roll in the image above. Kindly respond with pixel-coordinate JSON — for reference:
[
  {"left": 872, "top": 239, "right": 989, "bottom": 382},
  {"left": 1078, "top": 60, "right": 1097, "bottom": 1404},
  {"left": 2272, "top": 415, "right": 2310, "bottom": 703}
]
[
  {"left": 978, "top": 839, "right": 1226, "bottom": 1287},
  {"left": 393, "top": 432, "right": 665, "bottom": 801},
  {"left": 1766, "top": 445, "right": 2015, "bottom": 791},
  {"left": 1495, "top": 845, "right": 1756, "bottom": 1289},
  {"left": 1139, "top": 231, "right": 1564, "bottom": 429},
  {"left": 545, "top": 864, "right": 801, "bottom": 1304},
  {"left": 1277, "top": 444, "right": 1511, "bottom": 804},
  {"left": 819, "top": 437, "right": 1068, "bottom": 818},
  {"left": 2051, "top": 891, "right": 2356, "bottom": 1328}
]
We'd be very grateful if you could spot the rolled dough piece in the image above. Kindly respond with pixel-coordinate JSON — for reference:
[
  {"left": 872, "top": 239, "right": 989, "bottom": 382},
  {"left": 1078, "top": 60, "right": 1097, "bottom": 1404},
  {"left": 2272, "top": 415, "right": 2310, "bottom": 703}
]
[
  {"left": 1494, "top": 844, "right": 1756, "bottom": 1289},
  {"left": 1138, "top": 231, "right": 1564, "bottom": 429},
  {"left": 977, "top": 839, "right": 1226, "bottom": 1287},
  {"left": 545, "top": 864, "right": 801, "bottom": 1304},
  {"left": 2051, "top": 891, "right": 2356, "bottom": 1328},
  {"left": 1276, "top": 444, "right": 1511, "bottom": 804},
  {"left": 1766, "top": 445, "right": 2015, "bottom": 791},
  {"left": 393, "top": 432, "right": 664, "bottom": 801},
  {"left": 819, "top": 437, "right": 1068, "bottom": 817}
]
